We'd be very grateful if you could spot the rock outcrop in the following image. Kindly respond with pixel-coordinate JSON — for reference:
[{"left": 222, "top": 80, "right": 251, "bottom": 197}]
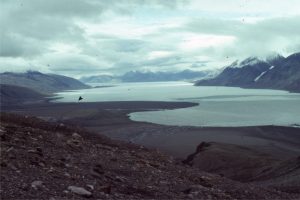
[{"left": 183, "top": 142, "right": 300, "bottom": 194}]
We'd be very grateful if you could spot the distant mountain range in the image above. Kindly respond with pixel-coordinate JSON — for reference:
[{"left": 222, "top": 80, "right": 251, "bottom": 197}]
[
  {"left": 80, "top": 70, "right": 213, "bottom": 83},
  {"left": 80, "top": 74, "right": 117, "bottom": 83},
  {"left": 0, "top": 71, "right": 90, "bottom": 94},
  {"left": 195, "top": 52, "right": 300, "bottom": 92}
]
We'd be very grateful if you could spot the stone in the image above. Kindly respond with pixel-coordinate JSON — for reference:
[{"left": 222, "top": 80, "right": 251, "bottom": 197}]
[
  {"left": 64, "top": 172, "right": 71, "bottom": 178},
  {"left": 38, "top": 162, "right": 45, "bottom": 167},
  {"left": 86, "top": 184, "right": 94, "bottom": 191},
  {"left": 72, "top": 133, "right": 82, "bottom": 140},
  {"left": 68, "top": 186, "right": 92, "bottom": 197},
  {"left": 6, "top": 147, "right": 14, "bottom": 152},
  {"left": 67, "top": 139, "right": 81, "bottom": 148},
  {"left": 67, "top": 133, "right": 83, "bottom": 148},
  {"left": 115, "top": 176, "right": 126, "bottom": 182},
  {"left": 31, "top": 180, "right": 44, "bottom": 190},
  {"left": 63, "top": 190, "right": 69, "bottom": 194}
]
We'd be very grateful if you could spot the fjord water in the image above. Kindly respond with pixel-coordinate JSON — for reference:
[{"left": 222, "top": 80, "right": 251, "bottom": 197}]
[{"left": 55, "top": 82, "right": 300, "bottom": 127}]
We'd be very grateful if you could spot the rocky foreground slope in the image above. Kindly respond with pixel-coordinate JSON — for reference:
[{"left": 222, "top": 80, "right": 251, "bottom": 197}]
[
  {"left": 0, "top": 113, "right": 299, "bottom": 199},
  {"left": 183, "top": 142, "right": 300, "bottom": 193}
]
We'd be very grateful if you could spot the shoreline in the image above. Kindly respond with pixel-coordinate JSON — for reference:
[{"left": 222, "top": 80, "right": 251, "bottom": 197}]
[
  {"left": 128, "top": 111, "right": 300, "bottom": 128},
  {"left": 1, "top": 100, "right": 300, "bottom": 160}
]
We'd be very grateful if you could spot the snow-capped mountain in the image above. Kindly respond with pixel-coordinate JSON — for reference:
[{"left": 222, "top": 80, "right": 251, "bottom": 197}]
[
  {"left": 195, "top": 57, "right": 270, "bottom": 87},
  {"left": 195, "top": 52, "right": 300, "bottom": 92}
]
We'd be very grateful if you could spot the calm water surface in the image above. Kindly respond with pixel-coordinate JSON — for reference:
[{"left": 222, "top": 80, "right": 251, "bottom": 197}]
[{"left": 54, "top": 82, "right": 300, "bottom": 127}]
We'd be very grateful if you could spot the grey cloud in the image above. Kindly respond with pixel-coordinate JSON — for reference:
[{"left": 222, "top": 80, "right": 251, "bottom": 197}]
[
  {"left": 111, "top": 54, "right": 204, "bottom": 73},
  {"left": 0, "top": 0, "right": 299, "bottom": 77},
  {"left": 183, "top": 18, "right": 242, "bottom": 35},
  {"left": 0, "top": 32, "right": 45, "bottom": 57},
  {"left": 95, "top": 38, "right": 147, "bottom": 53},
  {"left": 142, "top": 56, "right": 182, "bottom": 67},
  {"left": 180, "top": 16, "right": 300, "bottom": 58},
  {"left": 45, "top": 54, "right": 104, "bottom": 72},
  {"left": 0, "top": 1, "right": 89, "bottom": 59},
  {"left": 182, "top": 16, "right": 300, "bottom": 38},
  {"left": 0, "top": 0, "right": 182, "bottom": 57},
  {"left": 113, "top": 39, "right": 147, "bottom": 52},
  {"left": 112, "top": 62, "right": 136, "bottom": 69},
  {"left": 0, "top": 33, "right": 24, "bottom": 57},
  {"left": 112, "top": 55, "right": 182, "bottom": 70}
]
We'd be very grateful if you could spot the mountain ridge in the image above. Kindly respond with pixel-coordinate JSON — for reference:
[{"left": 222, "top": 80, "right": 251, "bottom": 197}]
[
  {"left": 80, "top": 69, "right": 212, "bottom": 83},
  {"left": 195, "top": 52, "right": 300, "bottom": 92},
  {"left": 0, "top": 84, "right": 49, "bottom": 106},
  {"left": 0, "top": 71, "right": 90, "bottom": 94}
]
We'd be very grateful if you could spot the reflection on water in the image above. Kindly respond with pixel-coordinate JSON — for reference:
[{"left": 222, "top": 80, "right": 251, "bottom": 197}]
[{"left": 54, "top": 82, "right": 300, "bottom": 127}]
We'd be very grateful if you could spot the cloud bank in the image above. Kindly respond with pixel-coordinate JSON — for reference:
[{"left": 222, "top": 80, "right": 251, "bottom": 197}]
[{"left": 1, "top": 0, "right": 299, "bottom": 77}]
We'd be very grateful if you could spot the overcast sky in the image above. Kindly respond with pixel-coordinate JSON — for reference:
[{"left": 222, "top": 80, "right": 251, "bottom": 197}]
[{"left": 1, "top": 0, "right": 300, "bottom": 77}]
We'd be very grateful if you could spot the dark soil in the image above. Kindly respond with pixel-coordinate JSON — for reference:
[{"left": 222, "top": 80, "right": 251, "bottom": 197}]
[{"left": 1, "top": 113, "right": 298, "bottom": 199}]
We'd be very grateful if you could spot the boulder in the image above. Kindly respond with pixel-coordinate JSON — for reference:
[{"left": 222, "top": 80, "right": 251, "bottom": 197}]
[{"left": 68, "top": 186, "right": 92, "bottom": 198}]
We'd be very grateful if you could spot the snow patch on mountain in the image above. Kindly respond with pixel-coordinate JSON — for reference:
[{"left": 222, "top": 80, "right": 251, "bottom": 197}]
[
  {"left": 255, "top": 66, "right": 275, "bottom": 82},
  {"left": 254, "top": 71, "right": 267, "bottom": 82}
]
